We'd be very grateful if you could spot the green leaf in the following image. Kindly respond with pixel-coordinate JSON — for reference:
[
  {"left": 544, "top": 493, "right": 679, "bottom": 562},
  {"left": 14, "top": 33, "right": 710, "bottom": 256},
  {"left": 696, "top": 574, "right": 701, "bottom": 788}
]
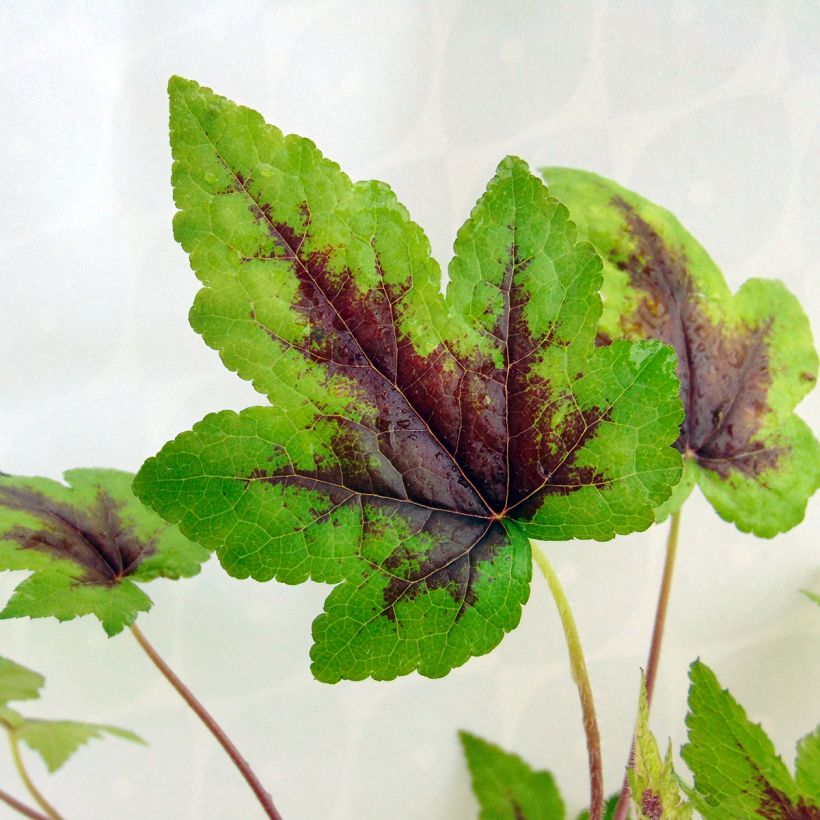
[
  {"left": 15, "top": 719, "right": 145, "bottom": 773},
  {"left": 0, "top": 469, "right": 209, "bottom": 636},
  {"left": 0, "top": 657, "right": 44, "bottom": 706},
  {"left": 459, "top": 731, "right": 565, "bottom": 819},
  {"left": 627, "top": 674, "right": 691, "bottom": 819},
  {"left": 541, "top": 167, "right": 819, "bottom": 536},
  {"left": 796, "top": 727, "right": 820, "bottom": 805},
  {"left": 574, "top": 795, "right": 619, "bottom": 820},
  {"left": 134, "top": 77, "right": 682, "bottom": 682},
  {"left": 802, "top": 590, "right": 820, "bottom": 607},
  {"left": 682, "top": 660, "right": 820, "bottom": 817}
]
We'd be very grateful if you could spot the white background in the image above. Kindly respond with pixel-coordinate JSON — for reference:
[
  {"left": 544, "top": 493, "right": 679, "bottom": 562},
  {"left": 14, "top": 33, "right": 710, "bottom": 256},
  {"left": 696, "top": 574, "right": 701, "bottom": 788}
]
[{"left": 1, "top": 2, "right": 818, "bottom": 818}]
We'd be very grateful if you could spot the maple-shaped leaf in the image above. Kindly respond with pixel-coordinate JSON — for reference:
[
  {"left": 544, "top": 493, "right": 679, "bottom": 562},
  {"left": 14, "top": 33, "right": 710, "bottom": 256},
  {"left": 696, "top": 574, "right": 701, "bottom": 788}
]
[
  {"left": 682, "top": 660, "right": 820, "bottom": 818},
  {"left": 0, "top": 657, "right": 44, "bottom": 707},
  {"left": 134, "top": 77, "right": 682, "bottom": 682},
  {"left": 0, "top": 655, "right": 144, "bottom": 773},
  {"left": 627, "top": 674, "right": 692, "bottom": 820},
  {"left": 540, "top": 168, "right": 819, "bottom": 536},
  {"left": 0, "top": 469, "right": 209, "bottom": 636},
  {"left": 459, "top": 730, "right": 565, "bottom": 819}
]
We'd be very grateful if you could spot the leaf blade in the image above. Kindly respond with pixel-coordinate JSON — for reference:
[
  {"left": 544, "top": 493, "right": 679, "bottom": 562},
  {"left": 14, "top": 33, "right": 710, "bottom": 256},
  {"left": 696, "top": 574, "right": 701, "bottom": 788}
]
[{"left": 459, "top": 730, "right": 565, "bottom": 820}]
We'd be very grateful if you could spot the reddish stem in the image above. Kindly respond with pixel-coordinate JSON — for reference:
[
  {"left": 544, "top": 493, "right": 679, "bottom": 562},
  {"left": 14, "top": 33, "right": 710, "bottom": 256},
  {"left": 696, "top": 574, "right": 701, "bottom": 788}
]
[
  {"left": 613, "top": 510, "right": 682, "bottom": 820},
  {"left": 0, "top": 787, "right": 49, "bottom": 820},
  {"left": 130, "top": 624, "right": 282, "bottom": 819}
]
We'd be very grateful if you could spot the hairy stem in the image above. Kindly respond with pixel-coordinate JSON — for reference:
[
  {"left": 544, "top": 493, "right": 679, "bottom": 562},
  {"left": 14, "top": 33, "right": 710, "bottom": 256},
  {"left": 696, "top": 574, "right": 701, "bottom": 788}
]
[
  {"left": 130, "top": 624, "right": 282, "bottom": 820},
  {"left": 613, "top": 509, "right": 682, "bottom": 820},
  {"left": 0, "top": 786, "right": 49, "bottom": 820},
  {"left": 532, "top": 541, "right": 604, "bottom": 820},
  {"left": 6, "top": 729, "right": 63, "bottom": 820}
]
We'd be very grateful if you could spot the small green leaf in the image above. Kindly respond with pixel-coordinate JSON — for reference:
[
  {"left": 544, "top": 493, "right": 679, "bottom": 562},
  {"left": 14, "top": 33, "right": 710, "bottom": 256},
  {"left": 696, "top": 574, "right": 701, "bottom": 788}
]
[
  {"left": 541, "top": 167, "right": 819, "bottom": 536},
  {"left": 574, "top": 795, "right": 619, "bottom": 820},
  {"left": 682, "top": 660, "right": 820, "bottom": 817},
  {"left": 0, "top": 657, "right": 44, "bottom": 706},
  {"left": 627, "top": 674, "right": 691, "bottom": 819},
  {"left": 459, "top": 730, "right": 565, "bottom": 819},
  {"left": 135, "top": 77, "right": 683, "bottom": 682},
  {"left": 15, "top": 719, "right": 145, "bottom": 773},
  {"left": 0, "top": 469, "right": 209, "bottom": 636}
]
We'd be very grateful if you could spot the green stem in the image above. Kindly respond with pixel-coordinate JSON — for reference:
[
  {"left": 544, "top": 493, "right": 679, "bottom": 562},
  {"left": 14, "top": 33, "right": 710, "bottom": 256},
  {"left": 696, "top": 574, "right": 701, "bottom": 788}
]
[
  {"left": 130, "top": 624, "right": 282, "bottom": 820},
  {"left": 612, "top": 509, "right": 682, "bottom": 820},
  {"left": 0, "top": 786, "right": 49, "bottom": 820},
  {"left": 532, "top": 541, "right": 604, "bottom": 820},
  {"left": 6, "top": 729, "right": 63, "bottom": 820}
]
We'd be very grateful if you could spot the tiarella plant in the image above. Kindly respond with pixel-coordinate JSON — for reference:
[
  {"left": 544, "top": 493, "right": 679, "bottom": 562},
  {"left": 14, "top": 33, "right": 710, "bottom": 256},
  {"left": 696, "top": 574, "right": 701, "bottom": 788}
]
[
  {"left": 0, "top": 77, "right": 816, "bottom": 819},
  {"left": 133, "top": 77, "right": 685, "bottom": 818},
  {"left": 0, "top": 470, "right": 281, "bottom": 819},
  {"left": 0, "top": 655, "right": 141, "bottom": 820}
]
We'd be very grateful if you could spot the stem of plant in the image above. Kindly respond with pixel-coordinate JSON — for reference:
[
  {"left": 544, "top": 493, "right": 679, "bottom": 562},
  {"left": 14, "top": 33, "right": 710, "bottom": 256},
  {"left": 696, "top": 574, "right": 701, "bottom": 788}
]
[
  {"left": 129, "top": 623, "right": 282, "bottom": 820},
  {"left": 531, "top": 541, "right": 604, "bottom": 820},
  {"left": 0, "top": 786, "right": 49, "bottom": 820},
  {"left": 612, "top": 509, "right": 682, "bottom": 820},
  {"left": 6, "top": 729, "right": 63, "bottom": 820}
]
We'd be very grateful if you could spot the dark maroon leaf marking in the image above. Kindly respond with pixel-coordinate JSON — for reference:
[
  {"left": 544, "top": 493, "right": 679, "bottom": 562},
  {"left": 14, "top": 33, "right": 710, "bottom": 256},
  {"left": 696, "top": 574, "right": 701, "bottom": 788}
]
[
  {"left": 640, "top": 788, "right": 663, "bottom": 820},
  {"left": 756, "top": 782, "right": 820, "bottom": 819},
  {"left": 207, "top": 161, "right": 611, "bottom": 618},
  {"left": 0, "top": 485, "right": 155, "bottom": 585},
  {"left": 611, "top": 197, "right": 780, "bottom": 479}
]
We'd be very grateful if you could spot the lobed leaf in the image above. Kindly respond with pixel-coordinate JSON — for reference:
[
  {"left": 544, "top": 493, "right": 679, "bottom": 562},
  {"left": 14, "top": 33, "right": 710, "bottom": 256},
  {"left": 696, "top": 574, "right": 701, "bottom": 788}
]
[
  {"left": 134, "top": 78, "right": 683, "bottom": 681},
  {"left": 541, "top": 168, "right": 819, "bottom": 536},
  {"left": 682, "top": 660, "right": 820, "bottom": 818},
  {"left": 0, "top": 469, "right": 209, "bottom": 635},
  {"left": 459, "top": 730, "right": 565, "bottom": 819},
  {"left": 627, "top": 674, "right": 692, "bottom": 819}
]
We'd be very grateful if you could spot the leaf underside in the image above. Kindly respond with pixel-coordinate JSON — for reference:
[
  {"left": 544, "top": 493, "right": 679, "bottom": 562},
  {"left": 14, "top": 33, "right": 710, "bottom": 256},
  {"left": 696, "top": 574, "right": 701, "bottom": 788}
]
[
  {"left": 542, "top": 168, "right": 819, "bottom": 536},
  {"left": 0, "top": 470, "right": 209, "bottom": 635},
  {"left": 134, "top": 77, "right": 682, "bottom": 682},
  {"left": 682, "top": 660, "right": 820, "bottom": 818},
  {"left": 459, "top": 730, "right": 565, "bottom": 819}
]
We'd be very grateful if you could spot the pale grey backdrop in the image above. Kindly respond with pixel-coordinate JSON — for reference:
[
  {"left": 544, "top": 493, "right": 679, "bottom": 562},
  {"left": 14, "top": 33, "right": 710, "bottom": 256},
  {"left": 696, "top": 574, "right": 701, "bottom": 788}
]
[{"left": 0, "top": 1, "right": 818, "bottom": 818}]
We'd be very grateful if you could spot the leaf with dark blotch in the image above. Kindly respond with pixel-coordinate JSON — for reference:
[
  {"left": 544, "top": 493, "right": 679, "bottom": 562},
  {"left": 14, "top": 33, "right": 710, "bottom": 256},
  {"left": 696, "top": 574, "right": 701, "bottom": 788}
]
[
  {"left": 541, "top": 168, "right": 819, "bottom": 536},
  {"left": 682, "top": 660, "right": 820, "bottom": 818},
  {"left": 460, "top": 731, "right": 565, "bottom": 819},
  {"left": 0, "top": 470, "right": 209, "bottom": 636},
  {"left": 134, "top": 77, "right": 683, "bottom": 682},
  {"left": 627, "top": 674, "right": 692, "bottom": 819}
]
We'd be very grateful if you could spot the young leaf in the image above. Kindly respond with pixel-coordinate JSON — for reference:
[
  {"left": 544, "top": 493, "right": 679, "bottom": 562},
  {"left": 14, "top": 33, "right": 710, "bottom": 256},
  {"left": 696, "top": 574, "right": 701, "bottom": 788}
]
[
  {"left": 0, "top": 657, "right": 44, "bottom": 706},
  {"left": 540, "top": 168, "right": 819, "bottom": 536},
  {"left": 682, "top": 660, "right": 820, "bottom": 818},
  {"left": 627, "top": 674, "right": 691, "bottom": 819},
  {"left": 0, "top": 469, "right": 209, "bottom": 636},
  {"left": 134, "top": 77, "right": 682, "bottom": 682},
  {"left": 459, "top": 730, "right": 565, "bottom": 819}
]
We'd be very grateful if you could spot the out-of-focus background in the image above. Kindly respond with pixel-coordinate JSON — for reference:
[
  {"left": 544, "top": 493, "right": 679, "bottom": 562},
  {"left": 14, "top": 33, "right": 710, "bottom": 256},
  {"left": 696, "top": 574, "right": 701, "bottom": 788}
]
[{"left": 1, "top": 2, "right": 818, "bottom": 817}]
